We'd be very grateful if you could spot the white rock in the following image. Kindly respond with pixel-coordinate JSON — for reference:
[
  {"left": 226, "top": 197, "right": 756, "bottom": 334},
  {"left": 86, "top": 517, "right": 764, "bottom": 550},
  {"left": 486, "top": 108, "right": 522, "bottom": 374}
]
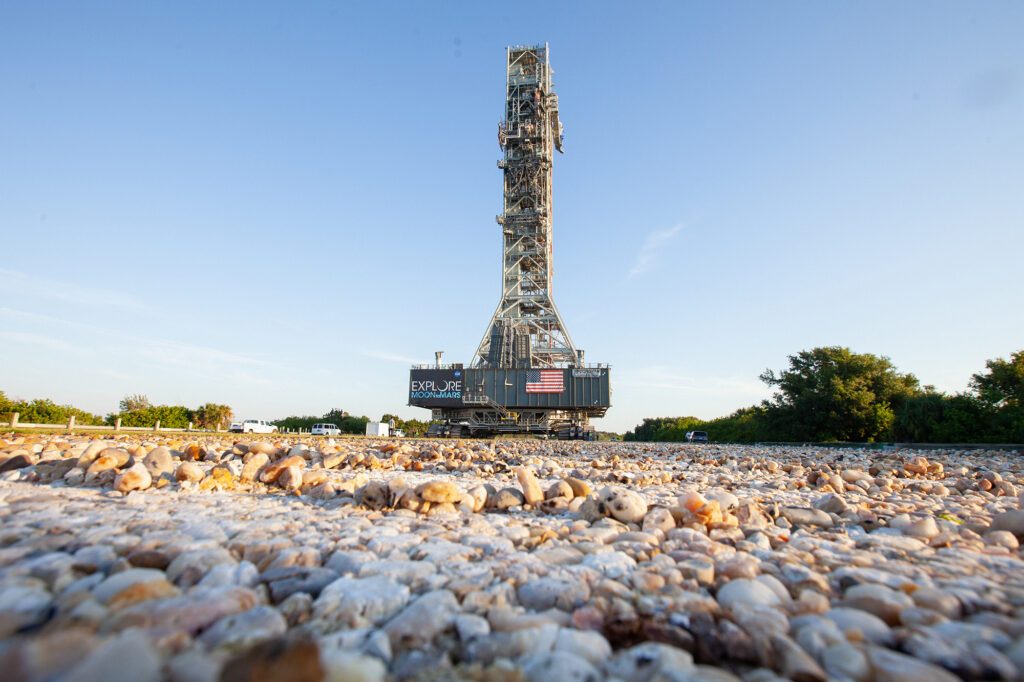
[
  {"left": 822, "top": 642, "right": 870, "bottom": 682},
  {"left": 754, "top": 574, "right": 792, "bottom": 605},
  {"left": 607, "top": 642, "right": 695, "bottom": 681},
  {"left": 518, "top": 577, "right": 591, "bottom": 611},
  {"left": 841, "top": 583, "right": 913, "bottom": 625},
  {"left": 521, "top": 651, "right": 599, "bottom": 682},
  {"left": 318, "top": 627, "right": 392, "bottom": 664},
  {"left": 910, "top": 587, "right": 961, "bottom": 618},
  {"left": 641, "top": 506, "right": 675, "bottom": 533},
  {"left": 781, "top": 506, "right": 833, "bottom": 527},
  {"left": 932, "top": 620, "right": 1011, "bottom": 648},
  {"left": 581, "top": 551, "right": 637, "bottom": 579},
  {"left": 716, "top": 579, "right": 782, "bottom": 611},
  {"left": 196, "top": 561, "right": 260, "bottom": 589},
  {"left": 732, "top": 605, "right": 789, "bottom": 638},
  {"left": 890, "top": 514, "right": 940, "bottom": 539},
  {"left": 825, "top": 607, "right": 893, "bottom": 645},
  {"left": 312, "top": 575, "right": 410, "bottom": 629},
  {"left": 466, "top": 622, "right": 559, "bottom": 662},
  {"left": 985, "top": 529, "right": 1020, "bottom": 549},
  {"left": 166, "top": 547, "right": 237, "bottom": 587},
  {"left": 325, "top": 549, "right": 376, "bottom": 575},
  {"left": 990, "top": 509, "right": 1024, "bottom": 539},
  {"left": 814, "top": 493, "right": 849, "bottom": 515},
  {"left": 142, "top": 446, "right": 173, "bottom": 476},
  {"left": 62, "top": 630, "right": 161, "bottom": 682},
  {"left": 92, "top": 568, "right": 174, "bottom": 605},
  {"left": 597, "top": 486, "right": 648, "bottom": 523},
  {"left": 383, "top": 589, "right": 459, "bottom": 647},
  {"left": 706, "top": 489, "right": 739, "bottom": 511},
  {"left": 358, "top": 559, "right": 435, "bottom": 585},
  {"left": 113, "top": 461, "right": 152, "bottom": 493},
  {"left": 455, "top": 613, "right": 490, "bottom": 642},
  {"left": 199, "top": 605, "right": 286, "bottom": 651},
  {"left": 553, "top": 628, "right": 612, "bottom": 666},
  {"left": 320, "top": 650, "right": 386, "bottom": 682},
  {"left": 866, "top": 646, "right": 960, "bottom": 682},
  {"left": 0, "top": 585, "right": 52, "bottom": 637},
  {"left": 166, "top": 649, "right": 221, "bottom": 682}
]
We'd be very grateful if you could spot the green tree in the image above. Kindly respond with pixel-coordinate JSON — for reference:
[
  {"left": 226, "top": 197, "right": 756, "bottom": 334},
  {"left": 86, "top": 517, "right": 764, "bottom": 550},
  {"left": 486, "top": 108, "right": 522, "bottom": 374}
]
[
  {"left": 970, "top": 350, "right": 1024, "bottom": 441},
  {"left": 625, "top": 409, "right": 771, "bottom": 443},
  {"left": 893, "top": 389, "right": 948, "bottom": 442},
  {"left": 119, "top": 394, "right": 152, "bottom": 412},
  {"left": 272, "top": 415, "right": 320, "bottom": 432},
  {"left": 625, "top": 417, "right": 703, "bottom": 441},
  {"left": 760, "top": 347, "right": 920, "bottom": 442},
  {"left": 272, "top": 409, "right": 369, "bottom": 434},
  {"left": 971, "top": 351, "right": 1024, "bottom": 408},
  {"left": 702, "top": 406, "right": 772, "bottom": 442},
  {"left": 338, "top": 415, "right": 370, "bottom": 434},
  {"left": 3, "top": 395, "right": 105, "bottom": 426},
  {"left": 193, "top": 403, "right": 233, "bottom": 430},
  {"left": 895, "top": 391, "right": 995, "bottom": 443},
  {"left": 401, "top": 419, "right": 430, "bottom": 437},
  {"left": 624, "top": 348, "right": 1023, "bottom": 445},
  {"left": 110, "top": 405, "right": 193, "bottom": 429}
]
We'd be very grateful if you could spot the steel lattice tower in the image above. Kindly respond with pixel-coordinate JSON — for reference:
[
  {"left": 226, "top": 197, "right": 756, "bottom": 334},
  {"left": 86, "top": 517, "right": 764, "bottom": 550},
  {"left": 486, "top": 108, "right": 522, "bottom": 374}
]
[
  {"left": 472, "top": 44, "right": 581, "bottom": 370},
  {"left": 410, "top": 44, "right": 610, "bottom": 439}
]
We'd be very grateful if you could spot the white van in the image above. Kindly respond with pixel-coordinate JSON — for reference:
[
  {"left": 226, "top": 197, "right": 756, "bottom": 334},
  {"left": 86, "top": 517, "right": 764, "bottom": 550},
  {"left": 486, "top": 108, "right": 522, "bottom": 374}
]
[
  {"left": 229, "top": 419, "right": 278, "bottom": 434},
  {"left": 311, "top": 423, "right": 341, "bottom": 436}
]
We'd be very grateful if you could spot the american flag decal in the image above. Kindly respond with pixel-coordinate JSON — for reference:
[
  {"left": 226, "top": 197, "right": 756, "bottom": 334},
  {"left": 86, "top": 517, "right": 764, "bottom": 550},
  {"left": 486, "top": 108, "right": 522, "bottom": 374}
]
[{"left": 525, "top": 369, "right": 564, "bottom": 393}]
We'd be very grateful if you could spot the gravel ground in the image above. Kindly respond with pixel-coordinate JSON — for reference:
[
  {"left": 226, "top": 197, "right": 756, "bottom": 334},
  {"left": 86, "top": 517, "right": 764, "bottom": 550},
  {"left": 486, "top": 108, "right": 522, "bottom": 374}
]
[{"left": 1, "top": 434, "right": 1023, "bottom": 681}]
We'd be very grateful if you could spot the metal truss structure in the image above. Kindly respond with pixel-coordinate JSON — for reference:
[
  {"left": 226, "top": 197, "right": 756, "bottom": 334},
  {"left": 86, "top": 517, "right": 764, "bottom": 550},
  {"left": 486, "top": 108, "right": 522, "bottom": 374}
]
[{"left": 473, "top": 44, "right": 582, "bottom": 370}]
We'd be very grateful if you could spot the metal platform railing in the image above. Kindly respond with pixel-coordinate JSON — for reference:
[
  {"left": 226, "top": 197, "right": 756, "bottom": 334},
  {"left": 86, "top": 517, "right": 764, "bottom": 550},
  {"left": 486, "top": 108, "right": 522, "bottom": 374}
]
[
  {"left": 410, "top": 363, "right": 611, "bottom": 370},
  {"left": 462, "top": 393, "right": 511, "bottom": 418}
]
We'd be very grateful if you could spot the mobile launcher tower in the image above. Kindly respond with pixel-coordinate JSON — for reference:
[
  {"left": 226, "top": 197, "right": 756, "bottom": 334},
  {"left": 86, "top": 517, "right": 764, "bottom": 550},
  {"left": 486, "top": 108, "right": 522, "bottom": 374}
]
[{"left": 410, "top": 44, "right": 611, "bottom": 439}]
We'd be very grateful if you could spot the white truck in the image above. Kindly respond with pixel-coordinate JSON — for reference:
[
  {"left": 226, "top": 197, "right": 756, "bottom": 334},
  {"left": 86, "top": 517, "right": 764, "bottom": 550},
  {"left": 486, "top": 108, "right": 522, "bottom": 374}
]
[
  {"left": 365, "top": 421, "right": 391, "bottom": 437},
  {"left": 229, "top": 419, "right": 278, "bottom": 434}
]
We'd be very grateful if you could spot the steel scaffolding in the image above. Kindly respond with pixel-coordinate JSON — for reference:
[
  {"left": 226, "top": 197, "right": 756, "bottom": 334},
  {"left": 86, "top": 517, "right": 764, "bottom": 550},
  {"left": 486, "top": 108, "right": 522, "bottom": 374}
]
[{"left": 472, "top": 44, "right": 581, "bottom": 370}]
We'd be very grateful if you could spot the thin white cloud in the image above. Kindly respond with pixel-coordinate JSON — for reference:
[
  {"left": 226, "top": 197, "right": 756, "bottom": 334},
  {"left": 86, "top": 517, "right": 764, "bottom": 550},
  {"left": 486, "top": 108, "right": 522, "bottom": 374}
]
[
  {"left": 134, "top": 339, "right": 271, "bottom": 369},
  {"left": 0, "top": 330, "right": 89, "bottom": 356},
  {"left": 0, "top": 307, "right": 66, "bottom": 324},
  {"left": 361, "top": 349, "right": 422, "bottom": 365},
  {"left": 629, "top": 224, "right": 684, "bottom": 278},
  {"left": 0, "top": 268, "right": 143, "bottom": 309},
  {"left": 0, "top": 306, "right": 275, "bottom": 379},
  {"left": 94, "top": 368, "right": 140, "bottom": 382}
]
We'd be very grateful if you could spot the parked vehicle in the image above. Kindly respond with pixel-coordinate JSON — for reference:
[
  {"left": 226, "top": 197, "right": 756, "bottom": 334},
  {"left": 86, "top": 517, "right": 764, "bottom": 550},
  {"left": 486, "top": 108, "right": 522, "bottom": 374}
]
[
  {"left": 365, "top": 421, "right": 391, "bottom": 437},
  {"left": 686, "top": 430, "right": 709, "bottom": 443},
  {"left": 229, "top": 419, "right": 278, "bottom": 434},
  {"left": 311, "top": 423, "right": 341, "bottom": 436}
]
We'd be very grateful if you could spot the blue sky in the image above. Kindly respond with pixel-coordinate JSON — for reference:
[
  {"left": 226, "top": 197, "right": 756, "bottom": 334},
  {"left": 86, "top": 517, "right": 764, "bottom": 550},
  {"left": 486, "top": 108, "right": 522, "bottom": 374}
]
[{"left": 2, "top": 2, "right": 1022, "bottom": 432}]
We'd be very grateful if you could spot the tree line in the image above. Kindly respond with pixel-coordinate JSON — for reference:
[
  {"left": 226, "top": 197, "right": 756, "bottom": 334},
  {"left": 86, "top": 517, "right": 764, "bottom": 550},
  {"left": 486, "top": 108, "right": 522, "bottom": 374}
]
[
  {"left": 272, "top": 409, "right": 369, "bottom": 434},
  {"left": 0, "top": 391, "right": 107, "bottom": 426},
  {"left": 625, "top": 347, "right": 1024, "bottom": 444},
  {"left": 1, "top": 392, "right": 432, "bottom": 435},
  {"left": 0, "top": 392, "right": 236, "bottom": 430}
]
